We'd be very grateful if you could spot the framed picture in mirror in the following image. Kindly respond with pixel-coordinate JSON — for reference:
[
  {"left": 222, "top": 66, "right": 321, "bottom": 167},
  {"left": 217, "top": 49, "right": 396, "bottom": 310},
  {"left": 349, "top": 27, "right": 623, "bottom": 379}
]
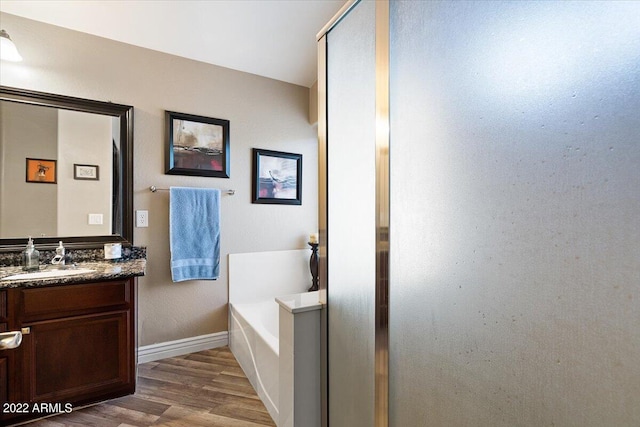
[
  {"left": 74, "top": 164, "right": 100, "bottom": 180},
  {"left": 26, "top": 158, "right": 57, "bottom": 184}
]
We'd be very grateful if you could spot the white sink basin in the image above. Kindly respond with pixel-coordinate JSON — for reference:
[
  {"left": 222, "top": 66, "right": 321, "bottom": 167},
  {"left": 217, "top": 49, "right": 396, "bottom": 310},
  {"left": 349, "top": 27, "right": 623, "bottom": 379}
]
[{"left": 1, "top": 268, "right": 96, "bottom": 281}]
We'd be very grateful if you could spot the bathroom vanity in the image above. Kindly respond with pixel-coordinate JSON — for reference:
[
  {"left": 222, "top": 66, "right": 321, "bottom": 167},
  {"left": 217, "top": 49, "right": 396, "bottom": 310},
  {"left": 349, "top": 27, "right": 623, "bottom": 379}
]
[
  {"left": 0, "top": 258, "right": 145, "bottom": 425},
  {"left": 0, "top": 85, "right": 141, "bottom": 424},
  {"left": 0, "top": 85, "right": 140, "bottom": 424}
]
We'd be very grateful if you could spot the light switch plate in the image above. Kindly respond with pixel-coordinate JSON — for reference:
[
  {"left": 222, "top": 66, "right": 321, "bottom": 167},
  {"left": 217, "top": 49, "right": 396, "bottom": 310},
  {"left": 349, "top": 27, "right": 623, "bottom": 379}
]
[
  {"left": 88, "top": 213, "right": 103, "bottom": 225},
  {"left": 136, "top": 210, "right": 149, "bottom": 227}
]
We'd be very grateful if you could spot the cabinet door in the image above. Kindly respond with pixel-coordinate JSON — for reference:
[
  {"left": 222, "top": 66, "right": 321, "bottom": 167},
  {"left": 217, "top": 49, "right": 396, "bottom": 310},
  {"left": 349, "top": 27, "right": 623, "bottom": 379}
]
[
  {"left": 0, "top": 356, "right": 7, "bottom": 403},
  {"left": 23, "top": 310, "right": 133, "bottom": 403},
  {"left": 0, "top": 290, "right": 10, "bottom": 405},
  {"left": 0, "top": 348, "right": 26, "bottom": 424},
  {"left": 0, "top": 289, "right": 7, "bottom": 331}
]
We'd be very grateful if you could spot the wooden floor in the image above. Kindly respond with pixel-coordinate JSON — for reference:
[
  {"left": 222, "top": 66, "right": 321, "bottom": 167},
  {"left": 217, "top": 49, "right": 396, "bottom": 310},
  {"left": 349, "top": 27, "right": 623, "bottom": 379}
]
[{"left": 22, "top": 347, "right": 275, "bottom": 427}]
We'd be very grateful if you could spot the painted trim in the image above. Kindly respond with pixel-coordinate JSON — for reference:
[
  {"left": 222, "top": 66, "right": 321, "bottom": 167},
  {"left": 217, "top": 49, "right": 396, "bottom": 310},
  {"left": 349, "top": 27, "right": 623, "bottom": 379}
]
[{"left": 137, "top": 331, "right": 228, "bottom": 364}]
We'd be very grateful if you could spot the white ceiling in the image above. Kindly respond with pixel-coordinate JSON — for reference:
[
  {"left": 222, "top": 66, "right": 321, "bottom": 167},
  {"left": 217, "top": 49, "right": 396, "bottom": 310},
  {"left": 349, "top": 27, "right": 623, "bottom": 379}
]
[{"left": 0, "top": 0, "right": 345, "bottom": 88}]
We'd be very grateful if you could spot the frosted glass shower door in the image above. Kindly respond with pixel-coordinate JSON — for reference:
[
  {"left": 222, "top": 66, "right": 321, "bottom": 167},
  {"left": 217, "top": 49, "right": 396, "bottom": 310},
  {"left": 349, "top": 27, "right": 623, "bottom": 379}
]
[
  {"left": 388, "top": 1, "right": 640, "bottom": 426},
  {"left": 326, "top": 1, "right": 376, "bottom": 426}
]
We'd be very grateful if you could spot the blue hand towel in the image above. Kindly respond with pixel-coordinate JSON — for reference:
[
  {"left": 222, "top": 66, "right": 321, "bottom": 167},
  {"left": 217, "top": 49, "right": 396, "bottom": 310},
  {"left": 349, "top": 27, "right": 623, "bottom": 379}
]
[{"left": 170, "top": 187, "right": 221, "bottom": 282}]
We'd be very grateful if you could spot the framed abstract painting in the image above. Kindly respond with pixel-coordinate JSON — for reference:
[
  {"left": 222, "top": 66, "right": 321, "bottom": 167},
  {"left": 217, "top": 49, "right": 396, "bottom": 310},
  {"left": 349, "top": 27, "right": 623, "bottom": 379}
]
[
  {"left": 165, "top": 111, "right": 230, "bottom": 178},
  {"left": 252, "top": 148, "right": 302, "bottom": 205}
]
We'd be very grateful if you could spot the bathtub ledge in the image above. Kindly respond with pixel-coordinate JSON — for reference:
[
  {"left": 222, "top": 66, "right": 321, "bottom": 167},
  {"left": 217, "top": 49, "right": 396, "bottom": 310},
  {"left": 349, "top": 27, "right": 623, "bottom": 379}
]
[{"left": 276, "top": 290, "right": 322, "bottom": 314}]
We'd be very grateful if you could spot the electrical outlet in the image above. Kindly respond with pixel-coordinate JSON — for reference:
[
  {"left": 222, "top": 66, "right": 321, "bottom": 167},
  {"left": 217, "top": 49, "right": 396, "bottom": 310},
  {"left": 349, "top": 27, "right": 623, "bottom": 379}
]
[{"left": 136, "top": 210, "right": 149, "bottom": 227}]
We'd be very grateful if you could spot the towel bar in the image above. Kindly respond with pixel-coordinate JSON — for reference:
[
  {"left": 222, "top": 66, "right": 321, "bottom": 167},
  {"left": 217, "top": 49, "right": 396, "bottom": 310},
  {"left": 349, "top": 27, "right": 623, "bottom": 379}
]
[{"left": 150, "top": 186, "right": 235, "bottom": 196}]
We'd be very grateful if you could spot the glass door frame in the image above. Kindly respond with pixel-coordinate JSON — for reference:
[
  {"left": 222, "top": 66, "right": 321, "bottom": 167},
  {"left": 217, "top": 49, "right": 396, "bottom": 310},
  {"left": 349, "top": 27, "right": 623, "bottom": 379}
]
[{"left": 317, "top": 1, "right": 391, "bottom": 425}]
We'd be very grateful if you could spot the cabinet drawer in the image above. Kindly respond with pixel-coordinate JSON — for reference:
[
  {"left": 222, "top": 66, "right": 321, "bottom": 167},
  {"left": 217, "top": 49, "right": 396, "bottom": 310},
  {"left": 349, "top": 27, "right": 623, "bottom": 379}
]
[{"left": 22, "top": 280, "right": 131, "bottom": 321}]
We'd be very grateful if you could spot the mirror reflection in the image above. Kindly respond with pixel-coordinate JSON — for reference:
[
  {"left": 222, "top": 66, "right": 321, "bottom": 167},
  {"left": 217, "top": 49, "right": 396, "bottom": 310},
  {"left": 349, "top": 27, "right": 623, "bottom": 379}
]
[
  {"left": 0, "top": 84, "right": 134, "bottom": 248},
  {"left": 0, "top": 100, "right": 118, "bottom": 239}
]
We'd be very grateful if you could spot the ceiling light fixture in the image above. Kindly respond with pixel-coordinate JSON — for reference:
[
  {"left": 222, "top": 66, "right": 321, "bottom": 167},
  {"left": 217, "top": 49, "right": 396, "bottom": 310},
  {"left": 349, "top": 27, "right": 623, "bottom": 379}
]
[{"left": 0, "top": 30, "right": 23, "bottom": 62}]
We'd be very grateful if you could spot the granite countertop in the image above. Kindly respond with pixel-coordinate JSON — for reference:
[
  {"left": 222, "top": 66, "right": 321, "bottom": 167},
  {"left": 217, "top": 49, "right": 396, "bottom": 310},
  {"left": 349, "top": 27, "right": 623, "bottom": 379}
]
[{"left": 0, "top": 258, "right": 146, "bottom": 289}]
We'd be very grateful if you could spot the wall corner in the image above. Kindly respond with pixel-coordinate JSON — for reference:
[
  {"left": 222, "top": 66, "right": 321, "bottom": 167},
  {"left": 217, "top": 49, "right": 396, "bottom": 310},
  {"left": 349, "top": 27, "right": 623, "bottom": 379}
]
[{"left": 309, "top": 80, "right": 318, "bottom": 126}]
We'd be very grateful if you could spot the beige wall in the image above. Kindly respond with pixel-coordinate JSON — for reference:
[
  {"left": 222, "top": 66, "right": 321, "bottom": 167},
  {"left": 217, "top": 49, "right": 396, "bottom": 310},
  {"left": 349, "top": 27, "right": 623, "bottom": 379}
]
[
  {"left": 0, "top": 12, "right": 318, "bottom": 346},
  {"left": 57, "top": 110, "right": 113, "bottom": 236},
  {"left": 309, "top": 80, "right": 318, "bottom": 125},
  {"left": 0, "top": 101, "right": 58, "bottom": 238}
]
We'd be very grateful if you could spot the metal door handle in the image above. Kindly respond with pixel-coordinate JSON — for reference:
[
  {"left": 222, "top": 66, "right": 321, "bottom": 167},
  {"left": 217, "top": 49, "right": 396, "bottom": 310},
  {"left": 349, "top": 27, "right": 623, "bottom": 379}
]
[{"left": 0, "top": 331, "right": 22, "bottom": 350}]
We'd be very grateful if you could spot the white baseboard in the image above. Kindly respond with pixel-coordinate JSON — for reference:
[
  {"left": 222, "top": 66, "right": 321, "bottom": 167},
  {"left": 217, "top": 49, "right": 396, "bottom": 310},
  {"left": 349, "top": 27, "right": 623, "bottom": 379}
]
[{"left": 137, "top": 331, "right": 229, "bottom": 364}]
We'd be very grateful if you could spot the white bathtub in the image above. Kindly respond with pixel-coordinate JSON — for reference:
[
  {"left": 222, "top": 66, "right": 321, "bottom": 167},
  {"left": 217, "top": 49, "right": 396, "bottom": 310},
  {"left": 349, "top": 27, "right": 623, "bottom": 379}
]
[
  {"left": 230, "top": 299, "right": 280, "bottom": 422},
  {"left": 228, "top": 249, "right": 315, "bottom": 426}
]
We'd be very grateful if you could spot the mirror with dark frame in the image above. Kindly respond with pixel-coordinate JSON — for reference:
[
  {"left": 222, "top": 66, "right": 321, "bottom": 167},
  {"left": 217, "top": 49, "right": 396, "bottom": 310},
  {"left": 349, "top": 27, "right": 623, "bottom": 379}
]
[{"left": 0, "top": 86, "right": 133, "bottom": 250}]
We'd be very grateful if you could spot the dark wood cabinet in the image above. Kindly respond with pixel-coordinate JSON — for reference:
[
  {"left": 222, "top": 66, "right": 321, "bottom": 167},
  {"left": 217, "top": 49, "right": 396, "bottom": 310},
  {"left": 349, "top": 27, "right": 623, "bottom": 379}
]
[
  {"left": 0, "top": 279, "right": 136, "bottom": 425},
  {"left": 0, "top": 288, "right": 14, "bottom": 412},
  {"left": 0, "top": 289, "right": 7, "bottom": 331},
  {"left": 0, "top": 356, "right": 7, "bottom": 404}
]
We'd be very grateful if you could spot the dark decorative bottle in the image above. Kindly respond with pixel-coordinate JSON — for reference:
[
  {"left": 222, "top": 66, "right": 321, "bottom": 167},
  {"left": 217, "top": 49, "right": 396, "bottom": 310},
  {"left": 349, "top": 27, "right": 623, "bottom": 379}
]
[{"left": 308, "top": 235, "right": 319, "bottom": 292}]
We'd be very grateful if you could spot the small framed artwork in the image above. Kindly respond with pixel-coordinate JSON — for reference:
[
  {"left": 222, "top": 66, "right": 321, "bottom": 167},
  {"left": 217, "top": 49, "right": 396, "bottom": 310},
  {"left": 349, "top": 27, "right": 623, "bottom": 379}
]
[
  {"left": 252, "top": 148, "right": 302, "bottom": 205},
  {"left": 74, "top": 164, "right": 100, "bottom": 180},
  {"left": 165, "top": 111, "right": 230, "bottom": 178},
  {"left": 26, "top": 158, "right": 57, "bottom": 184}
]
